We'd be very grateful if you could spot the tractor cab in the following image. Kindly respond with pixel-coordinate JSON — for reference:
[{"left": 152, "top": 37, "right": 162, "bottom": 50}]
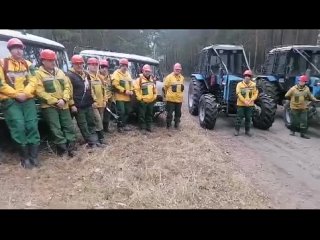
[
  {"left": 258, "top": 45, "right": 320, "bottom": 105},
  {"left": 189, "top": 44, "right": 276, "bottom": 130},
  {"left": 191, "top": 44, "right": 251, "bottom": 114}
]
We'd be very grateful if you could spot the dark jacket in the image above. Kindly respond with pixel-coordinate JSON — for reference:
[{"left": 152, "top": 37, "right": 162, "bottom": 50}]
[{"left": 66, "top": 69, "right": 94, "bottom": 109}]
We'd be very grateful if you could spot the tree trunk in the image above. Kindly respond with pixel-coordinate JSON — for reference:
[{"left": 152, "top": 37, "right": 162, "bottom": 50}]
[
  {"left": 295, "top": 29, "right": 299, "bottom": 44},
  {"left": 253, "top": 30, "right": 258, "bottom": 71}
]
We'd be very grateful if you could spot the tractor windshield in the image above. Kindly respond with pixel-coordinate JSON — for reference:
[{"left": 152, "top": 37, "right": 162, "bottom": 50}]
[
  {"left": 311, "top": 53, "right": 320, "bottom": 75},
  {"left": 290, "top": 49, "right": 320, "bottom": 76},
  {"left": 216, "top": 49, "right": 248, "bottom": 76}
]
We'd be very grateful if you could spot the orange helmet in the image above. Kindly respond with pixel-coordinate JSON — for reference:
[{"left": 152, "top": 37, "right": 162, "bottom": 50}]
[
  {"left": 87, "top": 57, "right": 99, "bottom": 65},
  {"left": 7, "top": 38, "right": 24, "bottom": 50},
  {"left": 71, "top": 55, "right": 84, "bottom": 64},
  {"left": 142, "top": 64, "right": 152, "bottom": 72},
  {"left": 243, "top": 70, "right": 253, "bottom": 76},
  {"left": 174, "top": 63, "right": 182, "bottom": 70},
  {"left": 40, "top": 49, "right": 57, "bottom": 61},
  {"left": 299, "top": 75, "right": 309, "bottom": 82},
  {"left": 100, "top": 59, "right": 109, "bottom": 67},
  {"left": 119, "top": 58, "right": 129, "bottom": 66}
]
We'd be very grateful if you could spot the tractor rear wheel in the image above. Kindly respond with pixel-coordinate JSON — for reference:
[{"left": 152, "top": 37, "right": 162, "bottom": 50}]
[
  {"left": 188, "top": 77, "right": 207, "bottom": 116},
  {"left": 252, "top": 93, "right": 276, "bottom": 130},
  {"left": 198, "top": 94, "right": 219, "bottom": 130},
  {"left": 256, "top": 78, "right": 280, "bottom": 104}
]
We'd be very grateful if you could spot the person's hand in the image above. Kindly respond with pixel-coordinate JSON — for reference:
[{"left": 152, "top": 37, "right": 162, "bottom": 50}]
[
  {"left": 71, "top": 106, "right": 77, "bottom": 113},
  {"left": 56, "top": 99, "right": 65, "bottom": 109},
  {"left": 15, "top": 93, "right": 27, "bottom": 102},
  {"left": 125, "top": 90, "right": 133, "bottom": 96},
  {"left": 244, "top": 100, "right": 250, "bottom": 106},
  {"left": 92, "top": 102, "right": 98, "bottom": 108}
]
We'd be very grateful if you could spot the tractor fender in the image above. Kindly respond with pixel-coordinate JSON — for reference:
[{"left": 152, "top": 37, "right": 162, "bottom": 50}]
[
  {"left": 191, "top": 74, "right": 205, "bottom": 81},
  {"left": 255, "top": 75, "right": 277, "bottom": 82}
]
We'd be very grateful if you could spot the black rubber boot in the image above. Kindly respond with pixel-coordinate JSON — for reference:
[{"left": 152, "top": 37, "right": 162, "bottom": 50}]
[
  {"left": 174, "top": 122, "right": 180, "bottom": 130},
  {"left": 300, "top": 133, "right": 310, "bottom": 139},
  {"left": 290, "top": 130, "right": 295, "bottom": 136},
  {"left": 29, "top": 145, "right": 40, "bottom": 167},
  {"left": 67, "top": 142, "right": 76, "bottom": 157},
  {"left": 234, "top": 129, "right": 240, "bottom": 136},
  {"left": 96, "top": 131, "right": 106, "bottom": 145},
  {"left": 20, "top": 146, "right": 32, "bottom": 169},
  {"left": 56, "top": 144, "right": 67, "bottom": 157},
  {"left": 245, "top": 128, "right": 252, "bottom": 137},
  {"left": 166, "top": 122, "right": 171, "bottom": 129}
]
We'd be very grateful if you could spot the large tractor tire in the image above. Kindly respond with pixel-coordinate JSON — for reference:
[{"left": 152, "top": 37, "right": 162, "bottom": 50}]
[
  {"left": 256, "top": 78, "right": 280, "bottom": 104},
  {"left": 252, "top": 93, "right": 277, "bottom": 130},
  {"left": 188, "top": 77, "right": 207, "bottom": 116},
  {"left": 198, "top": 94, "right": 219, "bottom": 130}
]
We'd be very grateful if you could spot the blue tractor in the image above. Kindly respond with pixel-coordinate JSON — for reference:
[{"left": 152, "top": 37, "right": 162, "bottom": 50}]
[
  {"left": 188, "top": 44, "right": 276, "bottom": 130},
  {"left": 255, "top": 45, "right": 320, "bottom": 129}
]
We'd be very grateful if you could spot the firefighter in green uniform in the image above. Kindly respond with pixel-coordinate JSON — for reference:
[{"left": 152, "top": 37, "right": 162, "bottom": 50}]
[
  {"left": 98, "top": 59, "right": 113, "bottom": 133},
  {"left": 234, "top": 70, "right": 258, "bottom": 137},
  {"left": 66, "top": 55, "right": 100, "bottom": 148},
  {"left": 0, "top": 38, "right": 40, "bottom": 169},
  {"left": 285, "top": 75, "right": 320, "bottom": 139},
  {"left": 112, "top": 58, "right": 134, "bottom": 132},
  {"left": 163, "top": 63, "right": 185, "bottom": 130},
  {"left": 134, "top": 64, "right": 157, "bottom": 132},
  {"left": 35, "top": 49, "right": 76, "bottom": 157}
]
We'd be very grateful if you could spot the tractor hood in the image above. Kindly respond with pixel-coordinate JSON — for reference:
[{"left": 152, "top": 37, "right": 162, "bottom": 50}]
[{"left": 223, "top": 74, "right": 243, "bottom": 82}]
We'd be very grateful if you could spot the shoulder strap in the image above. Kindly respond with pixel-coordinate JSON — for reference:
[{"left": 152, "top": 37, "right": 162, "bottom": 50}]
[{"left": 2, "top": 58, "right": 11, "bottom": 84}]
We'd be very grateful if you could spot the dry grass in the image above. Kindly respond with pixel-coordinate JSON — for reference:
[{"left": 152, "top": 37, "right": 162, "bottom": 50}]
[{"left": 0, "top": 104, "right": 272, "bottom": 209}]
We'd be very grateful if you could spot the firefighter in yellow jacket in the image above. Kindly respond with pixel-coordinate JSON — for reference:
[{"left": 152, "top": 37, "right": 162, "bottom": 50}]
[
  {"left": 285, "top": 75, "right": 320, "bottom": 139},
  {"left": 98, "top": 59, "right": 113, "bottom": 132},
  {"left": 35, "top": 49, "right": 76, "bottom": 157},
  {"left": 87, "top": 57, "right": 106, "bottom": 144},
  {"left": 112, "top": 58, "right": 134, "bottom": 132},
  {"left": 134, "top": 64, "right": 157, "bottom": 132},
  {"left": 163, "top": 63, "right": 184, "bottom": 130},
  {"left": 234, "top": 70, "right": 258, "bottom": 137},
  {"left": 0, "top": 38, "right": 40, "bottom": 169}
]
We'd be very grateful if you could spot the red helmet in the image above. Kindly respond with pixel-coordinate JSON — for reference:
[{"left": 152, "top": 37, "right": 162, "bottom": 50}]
[
  {"left": 119, "top": 58, "right": 129, "bottom": 66},
  {"left": 87, "top": 57, "right": 99, "bottom": 65},
  {"left": 299, "top": 75, "right": 309, "bottom": 82},
  {"left": 100, "top": 59, "right": 109, "bottom": 67},
  {"left": 7, "top": 38, "right": 24, "bottom": 50},
  {"left": 243, "top": 70, "right": 253, "bottom": 76},
  {"left": 174, "top": 63, "right": 182, "bottom": 70},
  {"left": 40, "top": 49, "right": 57, "bottom": 61},
  {"left": 142, "top": 64, "right": 152, "bottom": 72},
  {"left": 71, "top": 55, "right": 84, "bottom": 64}
]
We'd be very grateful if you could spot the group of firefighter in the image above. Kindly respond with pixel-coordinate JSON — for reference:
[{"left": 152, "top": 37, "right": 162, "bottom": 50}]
[
  {"left": 0, "top": 37, "right": 318, "bottom": 170},
  {"left": 0, "top": 38, "right": 185, "bottom": 169}
]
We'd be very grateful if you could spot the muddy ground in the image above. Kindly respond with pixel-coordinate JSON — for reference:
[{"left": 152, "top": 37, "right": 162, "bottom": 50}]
[{"left": 0, "top": 80, "right": 319, "bottom": 209}]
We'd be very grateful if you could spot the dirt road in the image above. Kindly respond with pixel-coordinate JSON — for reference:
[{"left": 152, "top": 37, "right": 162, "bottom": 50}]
[{"left": 185, "top": 80, "right": 320, "bottom": 208}]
